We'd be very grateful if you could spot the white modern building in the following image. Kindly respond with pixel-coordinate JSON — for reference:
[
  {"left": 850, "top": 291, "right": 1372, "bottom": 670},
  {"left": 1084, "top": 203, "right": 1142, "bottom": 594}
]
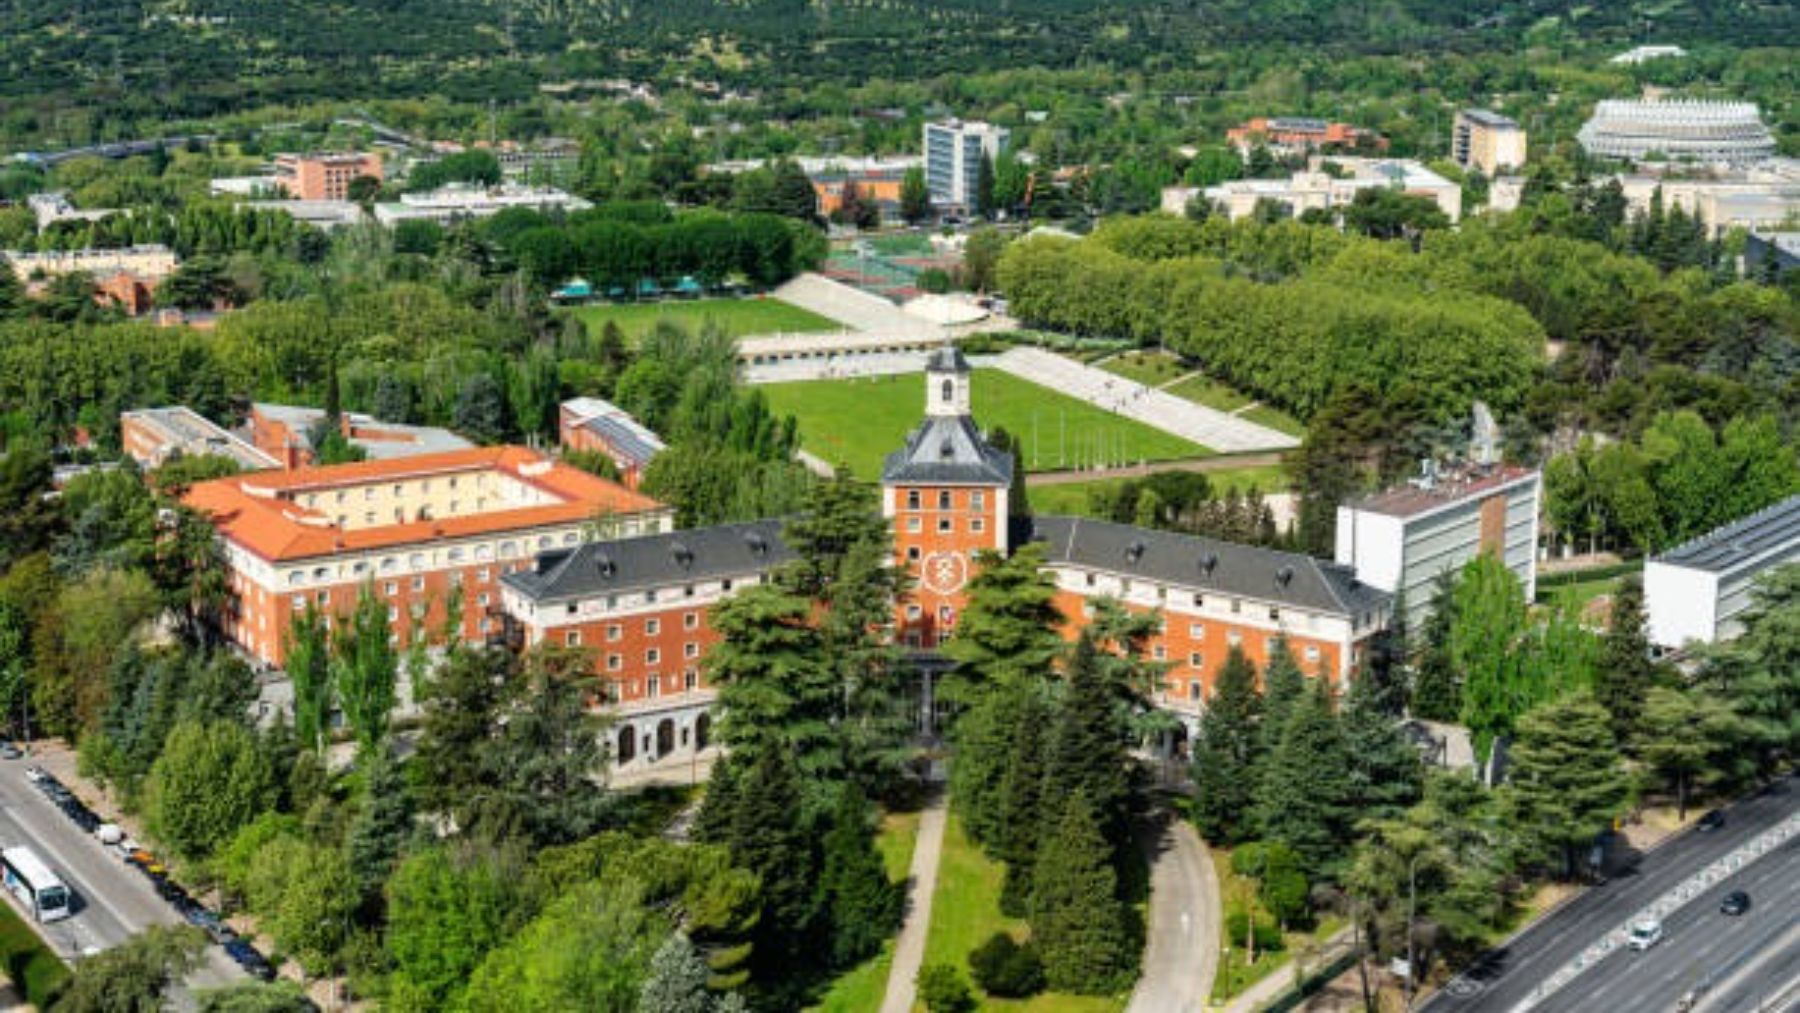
[
  {"left": 1335, "top": 463, "right": 1542, "bottom": 630},
  {"left": 372, "top": 183, "right": 591, "bottom": 226},
  {"left": 1577, "top": 100, "right": 1777, "bottom": 166},
  {"left": 923, "top": 120, "right": 1009, "bottom": 210},
  {"left": 1644, "top": 494, "right": 1800, "bottom": 653},
  {"left": 1612, "top": 162, "right": 1800, "bottom": 239},
  {"left": 1162, "top": 157, "right": 1463, "bottom": 224}
]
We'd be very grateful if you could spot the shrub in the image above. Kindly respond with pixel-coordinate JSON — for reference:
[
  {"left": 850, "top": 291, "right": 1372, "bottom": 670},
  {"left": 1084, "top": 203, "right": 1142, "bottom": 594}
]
[
  {"left": 968, "top": 932, "right": 1046, "bottom": 998},
  {"left": 1224, "top": 911, "right": 1285, "bottom": 953},
  {"left": 917, "top": 963, "right": 974, "bottom": 1012}
]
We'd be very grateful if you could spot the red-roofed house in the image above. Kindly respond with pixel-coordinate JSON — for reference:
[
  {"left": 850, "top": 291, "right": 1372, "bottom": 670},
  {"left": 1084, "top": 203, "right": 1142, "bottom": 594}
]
[{"left": 184, "top": 446, "right": 673, "bottom": 666}]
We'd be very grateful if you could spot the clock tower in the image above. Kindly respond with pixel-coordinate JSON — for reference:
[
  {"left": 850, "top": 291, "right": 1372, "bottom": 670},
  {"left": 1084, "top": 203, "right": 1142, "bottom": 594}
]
[{"left": 882, "top": 345, "right": 1013, "bottom": 650}]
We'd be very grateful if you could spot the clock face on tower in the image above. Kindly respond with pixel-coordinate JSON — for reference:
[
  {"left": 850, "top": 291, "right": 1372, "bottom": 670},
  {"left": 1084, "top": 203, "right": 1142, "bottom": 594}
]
[{"left": 921, "top": 550, "right": 969, "bottom": 596}]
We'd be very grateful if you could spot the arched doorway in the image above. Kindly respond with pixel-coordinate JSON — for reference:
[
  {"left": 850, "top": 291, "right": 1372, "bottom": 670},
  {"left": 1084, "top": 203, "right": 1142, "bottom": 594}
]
[
  {"left": 656, "top": 719, "right": 676, "bottom": 758},
  {"left": 695, "top": 713, "right": 711, "bottom": 751},
  {"left": 616, "top": 726, "right": 637, "bottom": 765}
]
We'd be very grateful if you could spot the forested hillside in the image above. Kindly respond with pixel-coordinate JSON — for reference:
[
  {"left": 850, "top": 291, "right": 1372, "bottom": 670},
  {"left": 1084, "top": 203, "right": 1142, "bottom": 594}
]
[{"left": 2, "top": 0, "right": 1794, "bottom": 140}]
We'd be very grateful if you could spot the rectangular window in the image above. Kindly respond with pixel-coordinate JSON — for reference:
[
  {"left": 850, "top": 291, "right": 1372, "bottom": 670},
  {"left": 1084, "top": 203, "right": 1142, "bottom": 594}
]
[
  {"left": 971, "top": 491, "right": 984, "bottom": 510},
  {"left": 1189, "top": 652, "right": 1204, "bottom": 668},
  {"left": 565, "top": 631, "right": 581, "bottom": 647},
  {"left": 478, "top": 593, "right": 490, "bottom": 606},
  {"left": 906, "top": 546, "right": 921, "bottom": 561},
  {"left": 1228, "top": 631, "right": 1242, "bottom": 647},
  {"left": 385, "top": 581, "right": 398, "bottom": 596},
  {"left": 971, "top": 518, "right": 985, "bottom": 533},
  {"left": 1152, "top": 645, "right": 1166, "bottom": 661},
  {"left": 683, "top": 585, "right": 695, "bottom": 598},
  {"left": 684, "top": 612, "right": 700, "bottom": 630},
  {"left": 607, "top": 654, "right": 622, "bottom": 671},
  {"left": 1189, "top": 623, "right": 1205, "bottom": 638},
  {"left": 645, "top": 589, "right": 658, "bottom": 604},
  {"left": 645, "top": 648, "right": 660, "bottom": 665},
  {"left": 1305, "top": 645, "right": 1322, "bottom": 663},
  {"left": 906, "top": 490, "right": 921, "bottom": 509},
  {"left": 938, "top": 490, "right": 952, "bottom": 510},
  {"left": 722, "top": 579, "right": 734, "bottom": 592},
  {"left": 478, "top": 568, "right": 490, "bottom": 582},
  {"left": 411, "top": 576, "right": 425, "bottom": 592},
  {"left": 685, "top": 670, "right": 699, "bottom": 690},
  {"left": 906, "top": 604, "right": 922, "bottom": 620},
  {"left": 684, "top": 642, "right": 700, "bottom": 659},
  {"left": 937, "top": 518, "right": 953, "bottom": 533},
  {"left": 315, "top": 590, "right": 329, "bottom": 605},
  {"left": 1269, "top": 607, "right": 1281, "bottom": 622},
  {"left": 907, "top": 517, "right": 922, "bottom": 533},
  {"left": 607, "top": 624, "right": 622, "bottom": 642},
  {"left": 1192, "top": 593, "right": 1205, "bottom": 608},
  {"left": 566, "top": 603, "right": 577, "bottom": 616},
  {"left": 645, "top": 618, "right": 660, "bottom": 636},
  {"left": 292, "top": 595, "right": 306, "bottom": 611},
  {"left": 1230, "top": 599, "right": 1242, "bottom": 614},
  {"left": 1189, "top": 681, "right": 1203, "bottom": 701}
]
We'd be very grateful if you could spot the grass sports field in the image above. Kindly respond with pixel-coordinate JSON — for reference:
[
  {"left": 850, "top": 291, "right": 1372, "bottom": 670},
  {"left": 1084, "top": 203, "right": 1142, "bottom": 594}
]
[
  {"left": 569, "top": 297, "right": 838, "bottom": 343},
  {"left": 760, "top": 370, "right": 1210, "bottom": 479}
]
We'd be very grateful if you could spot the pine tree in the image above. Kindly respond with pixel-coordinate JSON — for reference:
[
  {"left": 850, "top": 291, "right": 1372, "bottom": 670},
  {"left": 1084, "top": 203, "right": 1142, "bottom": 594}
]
[
  {"left": 1031, "top": 792, "right": 1132, "bottom": 994},
  {"left": 346, "top": 746, "right": 414, "bottom": 906},
  {"left": 1339, "top": 665, "right": 1423, "bottom": 822},
  {"left": 1254, "top": 678, "right": 1352, "bottom": 875},
  {"left": 900, "top": 167, "right": 932, "bottom": 225},
  {"left": 1190, "top": 647, "right": 1262, "bottom": 844},
  {"left": 996, "top": 687, "right": 1051, "bottom": 916},
  {"left": 706, "top": 584, "right": 836, "bottom": 777},
  {"left": 638, "top": 932, "right": 713, "bottom": 1013},
  {"left": 725, "top": 746, "right": 821, "bottom": 985},
  {"left": 1042, "top": 634, "right": 1132, "bottom": 856},
  {"left": 976, "top": 154, "right": 997, "bottom": 219},
  {"left": 1502, "top": 694, "right": 1630, "bottom": 878},
  {"left": 941, "top": 544, "right": 1065, "bottom": 697},
  {"left": 817, "top": 785, "right": 901, "bottom": 967},
  {"left": 1410, "top": 572, "right": 1461, "bottom": 722},
  {"left": 1594, "top": 575, "right": 1656, "bottom": 747},
  {"left": 1258, "top": 636, "right": 1306, "bottom": 759}
]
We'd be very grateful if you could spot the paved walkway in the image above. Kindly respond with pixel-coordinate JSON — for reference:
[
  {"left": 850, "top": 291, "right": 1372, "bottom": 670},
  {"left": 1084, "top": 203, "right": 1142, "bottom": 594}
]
[
  {"left": 1129, "top": 815, "right": 1221, "bottom": 1013},
  {"left": 989, "top": 347, "right": 1300, "bottom": 454},
  {"left": 881, "top": 781, "right": 949, "bottom": 1013},
  {"left": 1222, "top": 928, "right": 1356, "bottom": 1013},
  {"left": 774, "top": 272, "right": 936, "bottom": 334}
]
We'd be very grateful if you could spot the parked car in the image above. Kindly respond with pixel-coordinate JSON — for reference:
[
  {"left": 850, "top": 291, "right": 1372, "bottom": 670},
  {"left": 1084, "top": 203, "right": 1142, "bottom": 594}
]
[
  {"left": 225, "top": 940, "right": 275, "bottom": 981},
  {"left": 0, "top": 742, "right": 22, "bottom": 760},
  {"left": 23, "top": 765, "right": 47, "bottom": 783},
  {"left": 1720, "top": 891, "right": 1751, "bottom": 916},
  {"left": 1628, "top": 919, "right": 1665, "bottom": 951},
  {"left": 1697, "top": 811, "right": 1726, "bottom": 832},
  {"left": 95, "top": 824, "right": 124, "bottom": 846}
]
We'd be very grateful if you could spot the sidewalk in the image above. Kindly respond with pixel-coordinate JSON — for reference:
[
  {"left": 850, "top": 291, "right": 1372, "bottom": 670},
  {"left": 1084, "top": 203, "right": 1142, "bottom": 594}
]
[
  {"left": 1222, "top": 928, "right": 1356, "bottom": 1013},
  {"left": 880, "top": 778, "right": 948, "bottom": 1013}
]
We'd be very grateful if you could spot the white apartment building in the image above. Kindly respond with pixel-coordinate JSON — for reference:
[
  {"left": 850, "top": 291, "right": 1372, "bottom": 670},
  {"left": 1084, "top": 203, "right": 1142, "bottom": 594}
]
[
  {"left": 1335, "top": 463, "right": 1542, "bottom": 630},
  {"left": 923, "top": 120, "right": 1009, "bottom": 210},
  {"left": 1453, "top": 110, "right": 1528, "bottom": 176},
  {"left": 373, "top": 184, "right": 592, "bottom": 227}
]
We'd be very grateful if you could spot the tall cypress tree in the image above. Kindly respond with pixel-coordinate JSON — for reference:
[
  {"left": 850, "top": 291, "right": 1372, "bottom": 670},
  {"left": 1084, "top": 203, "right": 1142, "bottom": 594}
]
[
  {"left": 941, "top": 544, "right": 1065, "bottom": 697},
  {"left": 1030, "top": 792, "right": 1133, "bottom": 995},
  {"left": 1258, "top": 636, "right": 1306, "bottom": 759},
  {"left": 1190, "top": 647, "right": 1262, "bottom": 844},
  {"left": 1254, "top": 677, "right": 1352, "bottom": 875},
  {"left": 1594, "top": 575, "right": 1657, "bottom": 748}
]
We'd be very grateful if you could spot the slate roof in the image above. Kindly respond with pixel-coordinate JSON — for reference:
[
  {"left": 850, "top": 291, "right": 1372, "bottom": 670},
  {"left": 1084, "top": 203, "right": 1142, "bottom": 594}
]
[
  {"left": 1654, "top": 493, "right": 1800, "bottom": 575},
  {"left": 502, "top": 519, "right": 793, "bottom": 603},
  {"left": 1029, "top": 515, "right": 1390, "bottom": 618},
  {"left": 881, "top": 414, "right": 1014, "bottom": 486}
]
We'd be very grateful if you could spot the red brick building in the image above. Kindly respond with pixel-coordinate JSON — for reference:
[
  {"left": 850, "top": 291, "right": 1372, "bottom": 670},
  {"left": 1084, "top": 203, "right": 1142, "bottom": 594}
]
[
  {"left": 500, "top": 348, "right": 1391, "bottom": 773},
  {"left": 558, "top": 398, "right": 666, "bottom": 490},
  {"left": 274, "top": 153, "right": 384, "bottom": 202},
  {"left": 1226, "top": 117, "right": 1388, "bottom": 156},
  {"left": 183, "top": 446, "right": 672, "bottom": 668}
]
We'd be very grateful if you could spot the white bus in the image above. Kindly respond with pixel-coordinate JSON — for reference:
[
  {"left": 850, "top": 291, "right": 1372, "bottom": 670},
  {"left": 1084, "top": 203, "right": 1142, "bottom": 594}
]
[{"left": 2, "top": 846, "right": 71, "bottom": 922}]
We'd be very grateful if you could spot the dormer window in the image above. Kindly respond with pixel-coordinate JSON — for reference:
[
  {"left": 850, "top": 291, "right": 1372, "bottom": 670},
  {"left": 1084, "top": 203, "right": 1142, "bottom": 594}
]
[{"left": 941, "top": 379, "right": 954, "bottom": 403}]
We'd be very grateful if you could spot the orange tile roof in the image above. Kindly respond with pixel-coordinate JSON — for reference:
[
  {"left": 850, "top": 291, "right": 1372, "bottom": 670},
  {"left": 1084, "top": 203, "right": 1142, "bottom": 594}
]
[{"left": 184, "top": 445, "right": 665, "bottom": 563}]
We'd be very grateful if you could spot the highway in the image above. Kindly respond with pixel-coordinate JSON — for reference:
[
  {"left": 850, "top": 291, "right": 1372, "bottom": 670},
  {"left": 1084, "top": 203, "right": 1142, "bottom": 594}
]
[
  {"left": 0, "top": 756, "right": 242, "bottom": 988},
  {"left": 1424, "top": 773, "right": 1799, "bottom": 1013}
]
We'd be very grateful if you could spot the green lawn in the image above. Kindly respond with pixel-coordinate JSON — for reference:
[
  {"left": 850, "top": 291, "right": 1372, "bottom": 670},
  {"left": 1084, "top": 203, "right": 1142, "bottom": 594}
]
[
  {"left": 0, "top": 901, "right": 69, "bottom": 1006},
  {"left": 1162, "top": 374, "right": 1253, "bottom": 413},
  {"left": 1537, "top": 575, "right": 1623, "bottom": 615},
  {"left": 811, "top": 810, "right": 924, "bottom": 1012},
  {"left": 921, "top": 812, "right": 1126, "bottom": 1013},
  {"left": 1097, "top": 351, "right": 1188, "bottom": 388},
  {"left": 1027, "top": 465, "right": 1290, "bottom": 519},
  {"left": 761, "top": 370, "right": 1210, "bottom": 479},
  {"left": 1239, "top": 404, "right": 1307, "bottom": 438},
  {"left": 569, "top": 297, "right": 839, "bottom": 343}
]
